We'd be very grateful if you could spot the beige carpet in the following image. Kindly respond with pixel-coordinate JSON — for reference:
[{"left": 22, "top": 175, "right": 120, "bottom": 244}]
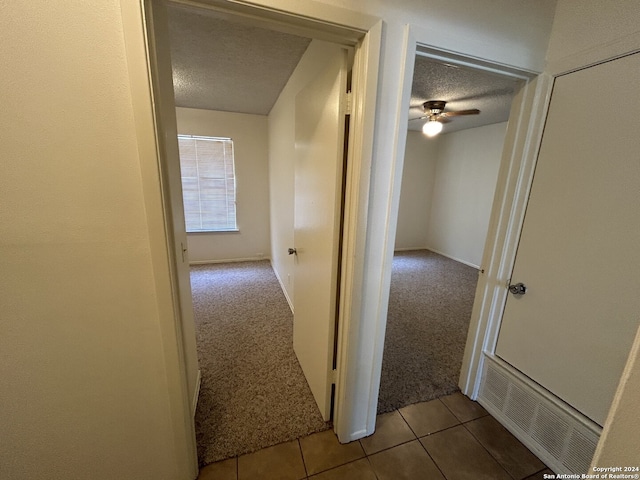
[
  {"left": 192, "top": 250, "right": 477, "bottom": 465},
  {"left": 191, "top": 260, "right": 329, "bottom": 466},
  {"left": 377, "top": 249, "right": 479, "bottom": 413}
]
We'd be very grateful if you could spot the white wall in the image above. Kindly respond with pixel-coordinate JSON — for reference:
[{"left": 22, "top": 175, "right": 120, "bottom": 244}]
[
  {"left": 268, "top": 40, "right": 343, "bottom": 307},
  {"left": 540, "top": 0, "right": 640, "bottom": 468},
  {"left": 175, "top": 107, "right": 271, "bottom": 263},
  {"left": 426, "top": 123, "right": 506, "bottom": 267},
  {"left": 0, "top": 2, "right": 183, "bottom": 478},
  {"left": 592, "top": 327, "right": 640, "bottom": 467},
  {"left": 395, "top": 123, "right": 506, "bottom": 267},
  {"left": 0, "top": 0, "right": 558, "bottom": 476},
  {"left": 394, "top": 131, "right": 437, "bottom": 250}
]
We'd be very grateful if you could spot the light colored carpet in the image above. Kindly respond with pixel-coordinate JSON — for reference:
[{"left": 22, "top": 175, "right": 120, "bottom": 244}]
[
  {"left": 377, "top": 249, "right": 479, "bottom": 413},
  {"left": 191, "top": 260, "right": 329, "bottom": 466}
]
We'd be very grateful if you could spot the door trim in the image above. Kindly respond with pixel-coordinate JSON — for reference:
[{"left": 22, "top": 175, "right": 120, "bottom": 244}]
[
  {"left": 385, "top": 24, "right": 550, "bottom": 414},
  {"left": 121, "top": 0, "right": 382, "bottom": 456}
]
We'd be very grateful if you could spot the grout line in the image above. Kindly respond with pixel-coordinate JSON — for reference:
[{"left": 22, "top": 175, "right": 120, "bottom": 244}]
[
  {"left": 297, "top": 439, "right": 309, "bottom": 478},
  {"left": 415, "top": 433, "right": 449, "bottom": 480},
  {"left": 364, "top": 456, "right": 381, "bottom": 480},
  {"left": 460, "top": 421, "right": 516, "bottom": 480}
]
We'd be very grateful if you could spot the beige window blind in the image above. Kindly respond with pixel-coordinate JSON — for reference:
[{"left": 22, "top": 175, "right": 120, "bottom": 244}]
[{"left": 177, "top": 135, "right": 237, "bottom": 232}]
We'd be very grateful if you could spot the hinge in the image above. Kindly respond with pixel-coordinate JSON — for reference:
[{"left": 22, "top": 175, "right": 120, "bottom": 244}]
[
  {"left": 331, "top": 369, "right": 338, "bottom": 384},
  {"left": 344, "top": 91, "right": 353, "bottom": 115}
]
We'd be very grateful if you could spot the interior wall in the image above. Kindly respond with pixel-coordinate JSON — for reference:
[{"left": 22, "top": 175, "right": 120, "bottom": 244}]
[
  {"left": 0, "top": 0, "right": 559, "bottom": 476},
  {"left": 0, "top": 2, "right": 181, "bottom": 478},
  {"left": 394, "top": 131, "right": 437, "bottom": 250},
  {"left": 268, "top": 39, "right": 343, "bottom": 308},
  {"left": 541, "top": 0, "right": 640, "bottom": 467},
  {"left": 259, "top": 0, "right": 556, "bottom": 439},
  {"left": 426, "top": 122, "right": 506, "bottom": 267},
  {"left": 592, "top": 326, "right": 640, "bottom": 467},
  {"left": 175, "top": 107, "right": 271, "bottom": 263}
]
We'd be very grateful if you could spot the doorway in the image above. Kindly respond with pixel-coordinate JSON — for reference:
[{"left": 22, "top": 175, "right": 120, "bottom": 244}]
[
  {"left": 138, "top": 0, "right": 382, "bottom": 467},
  {"left": 379, "top": 51, "right": 525, "bottom": 412}
]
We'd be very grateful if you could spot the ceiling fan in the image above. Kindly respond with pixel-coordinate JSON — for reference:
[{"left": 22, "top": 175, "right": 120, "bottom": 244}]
[{"left": 411, "top": 100, "right": 480, "bottom": 137}]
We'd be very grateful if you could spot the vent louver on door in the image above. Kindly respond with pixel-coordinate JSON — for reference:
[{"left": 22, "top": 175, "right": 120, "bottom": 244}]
[{"left": 478, "top": 355, "right": 600, "bottom": 475}]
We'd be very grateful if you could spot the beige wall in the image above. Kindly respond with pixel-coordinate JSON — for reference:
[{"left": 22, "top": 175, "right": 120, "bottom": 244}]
[
  {"left": 0, "top": 2, "right": 182, "bottom": 479},
  {"left": 426, "top": 123, "right": 506, "bottom": 267},
  {"left": 268, "top": 40, "right": 343, "bottom": 308},
  {"left": 592, "top": 327, "right": 640, "bottom": 467},
  {"left": 0, "top": 0, "right": 558, "bottom": 476},
  {"left": 395, "top": 123, "right": 506, "bottom": 267},
  {"left": 540, "top": 0, "right": 640, "bottom": 469},
  {"left": 175, "top": 107, "right": 271, "bottom": 263},
  {"left": 395, "top": 131, "right": 437, "bottom": 250}
]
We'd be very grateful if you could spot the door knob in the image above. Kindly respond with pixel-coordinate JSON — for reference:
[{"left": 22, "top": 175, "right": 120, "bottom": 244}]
[
  {"left": 288, "top": 248, "right": 297, "bottom": 255},
  {"left": 508, "top": 282, "right": 527, "bottom": 296}
]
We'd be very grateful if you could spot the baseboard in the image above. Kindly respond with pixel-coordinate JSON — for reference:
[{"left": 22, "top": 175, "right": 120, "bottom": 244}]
[
  {"left": 270, "top": 260, "right": 294, "bottom": 314},
  {"left": 393, "top": 247, "right": 480, "bottom": 269},
  {"left": 477, "top": 354, "right": 601, "bottom": 475},
  {"left": 423, "top": 247, "right": 480, "bottom": 269},
  {"left": 192, "top": 369, "right": 201, "bottom": 418},
  {"left": 189, "top": 255, "right": 270, "bottom": 265}
]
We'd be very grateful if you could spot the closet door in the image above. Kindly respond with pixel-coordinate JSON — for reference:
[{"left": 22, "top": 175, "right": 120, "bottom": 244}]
[{"left": 496, "top": 53, "right": 640, "bottom": 425}]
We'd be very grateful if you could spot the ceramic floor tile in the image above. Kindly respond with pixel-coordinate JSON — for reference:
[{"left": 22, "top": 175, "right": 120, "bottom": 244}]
[
  {"left": 465, "top": 415, "right": 546, "bottom": 479},
  {"left": 399, "top": 399, "right": 460, "bottom": 437},
  {"left": 308, "top": 458, "right": 377, "bottom": 480},
  {"left": 198, "top": 457, "right": 237, "bottom": 480},
  {"left": 368, "top": 439, "right": 445, "bottom": 480},
  {"left": 523, "top": 468, "right": 555, "bottom": 479},
  {"left": 238, "top": 440, "right": 306, "bottom": 480},
  {"left": 420, "top": 424, "right": 512, "bottom": 480},
  {"left": 440, "top": 392, "right": 488, "bottom": 423},
  {"left": 300, "top": 429, "right": 365, "bottom": 476},
  {"left": 359, "top": 410, "right": 416, "bottom": 455}
]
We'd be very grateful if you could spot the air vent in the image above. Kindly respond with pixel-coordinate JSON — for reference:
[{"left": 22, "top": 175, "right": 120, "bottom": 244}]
[{"left": 478, "top": 355, "right": 601, "bottom": 475}]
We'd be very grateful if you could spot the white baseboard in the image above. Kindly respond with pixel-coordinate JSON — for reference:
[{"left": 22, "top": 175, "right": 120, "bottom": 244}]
[
  {"left": 189, "top": 255, "right": 270, "bottom": 265},
  {"left": 425, "top": 247, "right": 480, "bottom": 269},
  {"left": 393, "top": 247, "right": 480, "bottom": 269},
  {"left": 270, "top": 260, "right": 294, "bottom": 314},
  {"left": 192, "top": 369, "right": 201, "bottom": 417}
]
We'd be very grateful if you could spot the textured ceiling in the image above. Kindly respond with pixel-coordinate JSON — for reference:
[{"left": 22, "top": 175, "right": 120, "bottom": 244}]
[
  {"left": 166, "top": 3, "right": 521, "bottom": 129},
  {"left": 408, "top": 55, "right": 522, "bottom": 134},
  {"left": 167, "top": 3, "right": 311, "bottom": 115}
]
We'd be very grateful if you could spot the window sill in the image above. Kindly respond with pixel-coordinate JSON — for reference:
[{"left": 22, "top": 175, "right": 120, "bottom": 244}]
[{"left": 186, "top": 229, "right": 240, "bottom": 234}]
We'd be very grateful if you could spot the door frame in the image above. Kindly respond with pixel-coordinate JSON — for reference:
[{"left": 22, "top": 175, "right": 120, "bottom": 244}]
[
  {"left": 386, "top": 24, "right": 552, "bottom": 405},
  {"left": 459, "top": 41, "right": 640, "bottom": 400},
  {"left": 120, "top": 0, "right": 382, "bottom": 468}
]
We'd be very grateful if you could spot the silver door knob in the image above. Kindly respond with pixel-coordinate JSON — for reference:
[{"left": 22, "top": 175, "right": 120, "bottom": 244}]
[
  {"left": 288, "top": 248, "right": 297, "bottom": 255},
  {"left": 508, "top": 282, "right": 527, "bottom": 296}
]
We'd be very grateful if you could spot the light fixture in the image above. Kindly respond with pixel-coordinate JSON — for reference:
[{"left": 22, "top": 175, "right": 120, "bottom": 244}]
[{"left": 422, "top": 118, "right": 443, "bottom": 137}]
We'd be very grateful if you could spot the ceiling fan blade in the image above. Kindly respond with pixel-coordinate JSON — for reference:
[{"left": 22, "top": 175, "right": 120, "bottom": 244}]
[
  {"left": 440, "top": 109, "right": 480, "bottom": 117},
  {"left": 408, "top": 115, "right": 428, "bottom": 122}
]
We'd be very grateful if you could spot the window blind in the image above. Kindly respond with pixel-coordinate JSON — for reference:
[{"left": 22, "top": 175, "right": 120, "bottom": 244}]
[{"left": 178, "top": 135, "right": 237, "bottom": 232}]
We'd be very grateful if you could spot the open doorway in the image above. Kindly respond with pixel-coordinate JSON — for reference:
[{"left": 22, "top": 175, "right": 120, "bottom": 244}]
[
  {"left": 147, "top": 2, "right": 381, "bottom": 466},
  {"left": 166, "top": 2, "right": 328, "bottom": 463},
  {"left": 378, "top": 53, "right": 523, "bottom": 413}
]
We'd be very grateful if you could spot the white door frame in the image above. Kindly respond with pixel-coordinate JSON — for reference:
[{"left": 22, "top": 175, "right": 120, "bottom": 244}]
[
  {"left": 386, "top": 24, "right": 553, "bottom": 406},
  {"left": 120, "top": 0, "right": 382, "bottom": 470}
]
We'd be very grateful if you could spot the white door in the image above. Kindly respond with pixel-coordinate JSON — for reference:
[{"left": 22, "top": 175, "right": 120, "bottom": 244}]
[
  {"left": 495, "top": 53, "right": 640, "bottom": 425},
  {"left": 293, "top": 45, "right": 348, "bottom": 421}
]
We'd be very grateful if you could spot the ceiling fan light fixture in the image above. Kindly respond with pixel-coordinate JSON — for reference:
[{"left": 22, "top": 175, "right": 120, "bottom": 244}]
[{"left": 423, "top": 118, "right": 443, "bottom": 137}]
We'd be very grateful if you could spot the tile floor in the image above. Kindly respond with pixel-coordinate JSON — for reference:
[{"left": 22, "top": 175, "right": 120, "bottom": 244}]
[{"left": 197, "top": 393, "right": 554, "bottom": 480}]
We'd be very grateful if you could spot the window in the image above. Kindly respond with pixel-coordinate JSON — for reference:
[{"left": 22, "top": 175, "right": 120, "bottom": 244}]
[{"left": 177, "top": 135, "right": 237, "bottom": 232}]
